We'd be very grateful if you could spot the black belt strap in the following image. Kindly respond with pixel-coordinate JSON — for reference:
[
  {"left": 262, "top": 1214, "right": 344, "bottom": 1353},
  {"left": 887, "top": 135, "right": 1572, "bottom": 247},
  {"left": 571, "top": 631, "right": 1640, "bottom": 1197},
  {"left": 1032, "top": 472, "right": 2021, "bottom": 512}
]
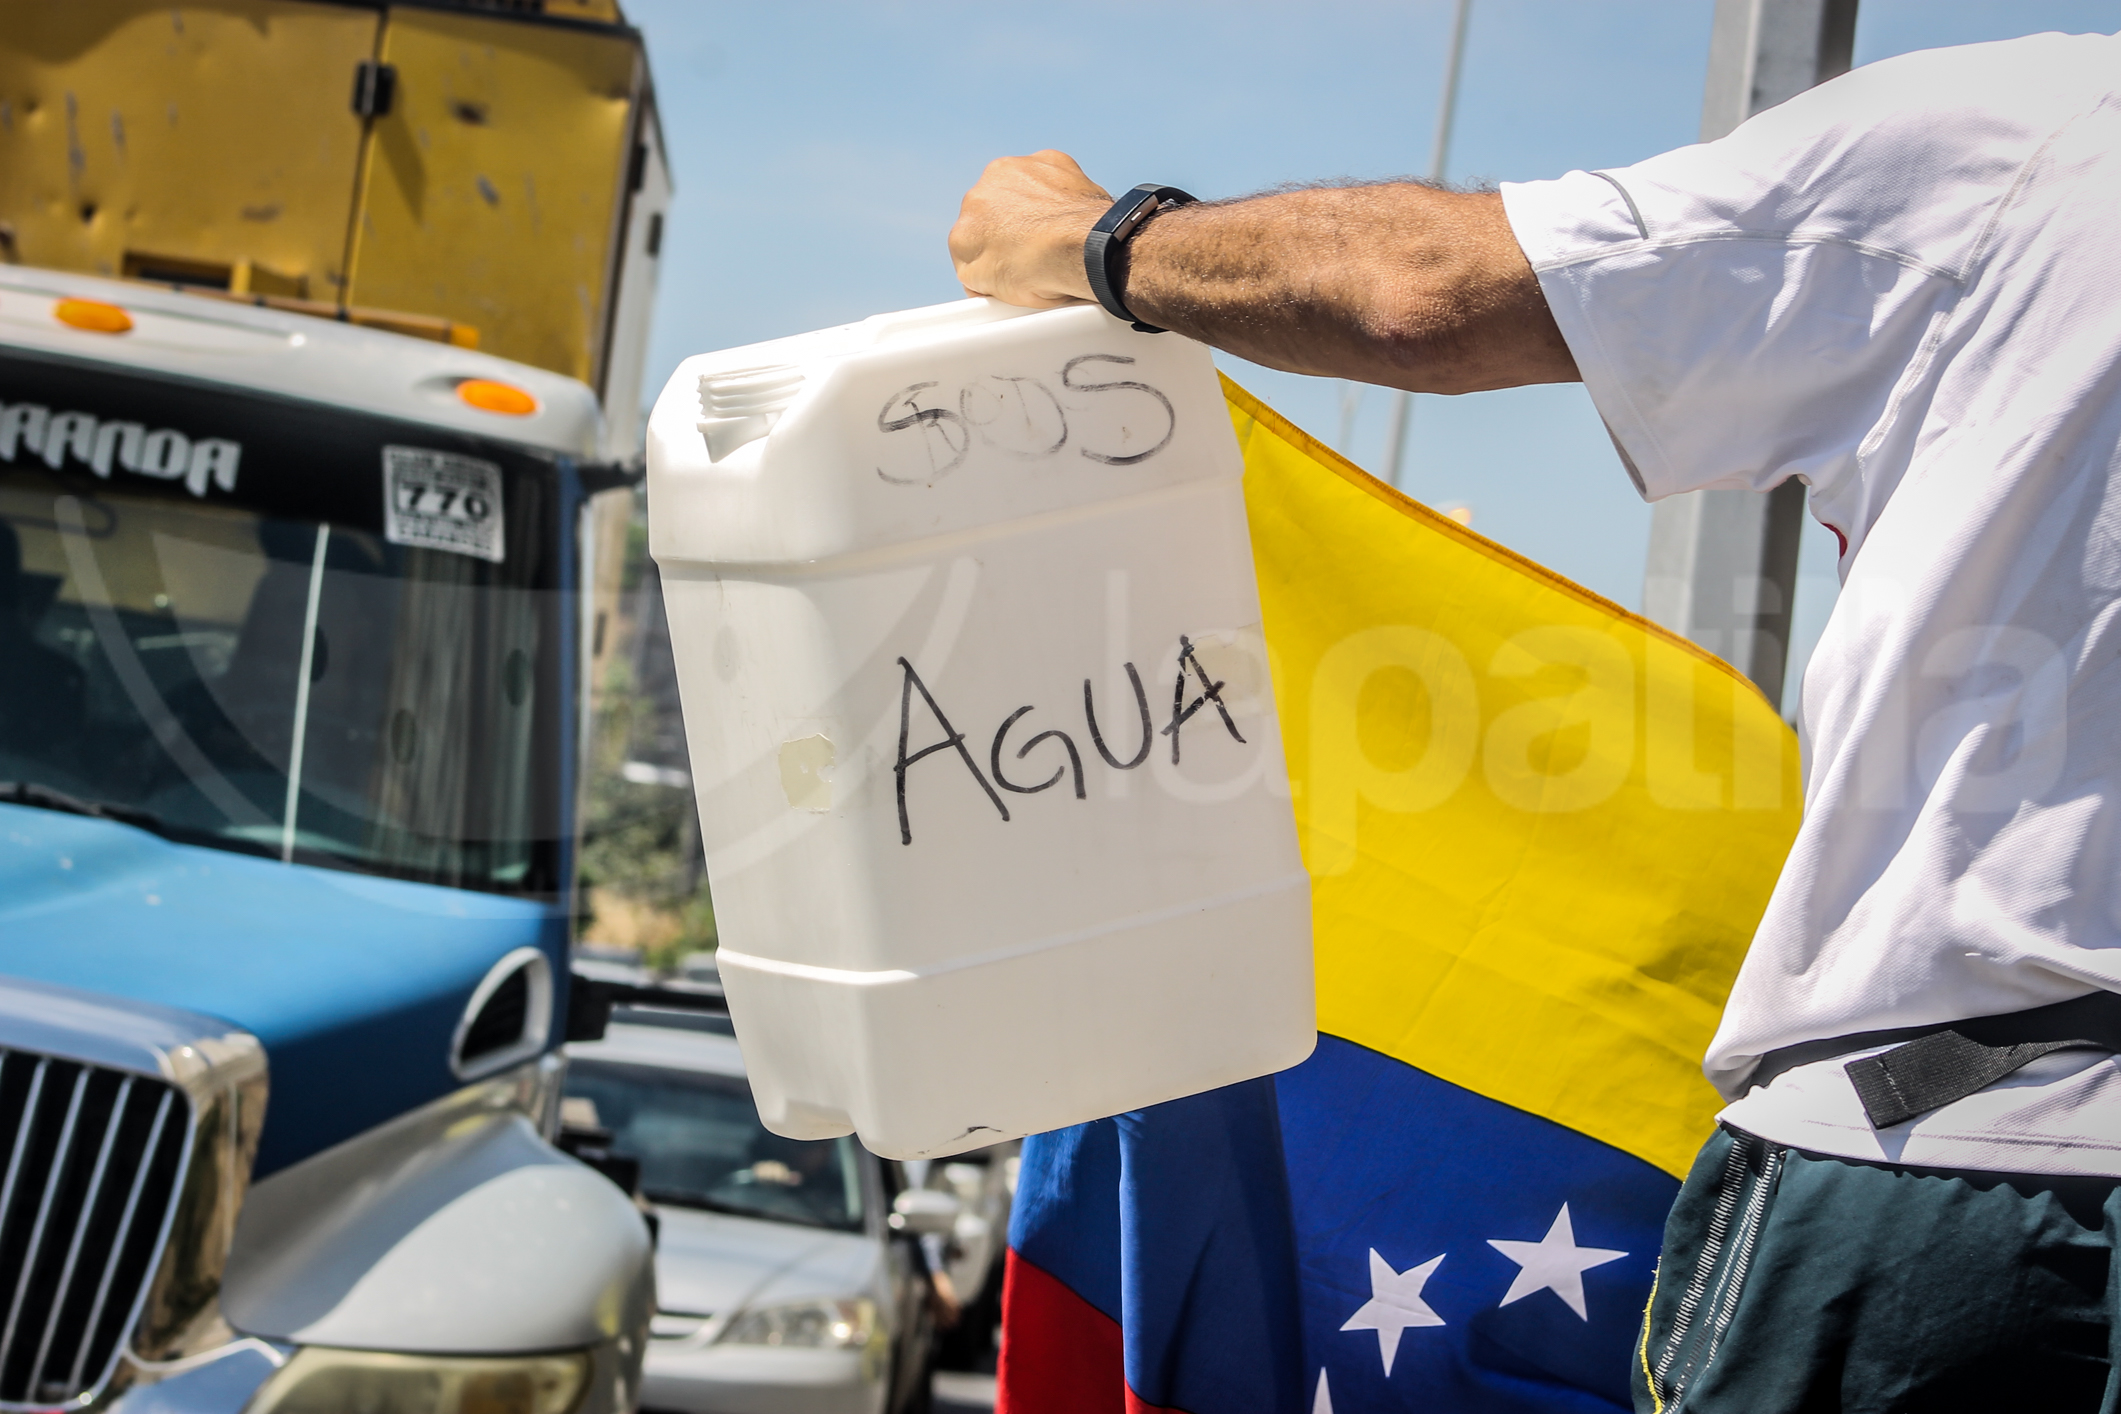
[{"left": 1752, "top": 991, "right": 2121, "bottom": 1131}]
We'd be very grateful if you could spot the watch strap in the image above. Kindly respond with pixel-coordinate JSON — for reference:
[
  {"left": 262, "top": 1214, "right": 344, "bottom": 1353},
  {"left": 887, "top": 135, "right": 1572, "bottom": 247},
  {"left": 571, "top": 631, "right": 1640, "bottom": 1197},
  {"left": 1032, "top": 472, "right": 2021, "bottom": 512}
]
[{"left": 1083, "top": 184, "right": 1196, "bottom": 333}]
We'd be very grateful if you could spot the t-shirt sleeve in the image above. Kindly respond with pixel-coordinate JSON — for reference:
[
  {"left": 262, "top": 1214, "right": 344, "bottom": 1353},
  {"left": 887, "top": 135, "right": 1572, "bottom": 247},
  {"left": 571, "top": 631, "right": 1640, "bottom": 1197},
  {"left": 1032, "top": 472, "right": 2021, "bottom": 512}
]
[{"left": 1498, "top": 38, "right": 2072, "bottom": 502}]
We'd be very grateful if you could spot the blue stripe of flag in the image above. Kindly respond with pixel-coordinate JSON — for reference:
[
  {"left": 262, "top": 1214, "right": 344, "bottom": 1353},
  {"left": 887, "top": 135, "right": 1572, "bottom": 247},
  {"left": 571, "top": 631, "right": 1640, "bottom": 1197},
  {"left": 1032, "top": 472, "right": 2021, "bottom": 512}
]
[
  {"left": 1009, "top": 1036, "right": 1682, "bottom": 1414},
  {"left": 1281, "top": 1036, "right": 1679, "bottom": 1412}
]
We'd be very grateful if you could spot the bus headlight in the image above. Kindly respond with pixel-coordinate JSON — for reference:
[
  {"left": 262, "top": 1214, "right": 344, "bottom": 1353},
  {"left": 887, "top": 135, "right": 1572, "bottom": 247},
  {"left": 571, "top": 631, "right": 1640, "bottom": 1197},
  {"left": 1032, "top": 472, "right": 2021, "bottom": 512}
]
[
  {"left": 718, "top": 1297, "right": 877, "bottom": 1350},
  {"left": 245, "top": 1347, "right": 590, "bottom": 1414}
]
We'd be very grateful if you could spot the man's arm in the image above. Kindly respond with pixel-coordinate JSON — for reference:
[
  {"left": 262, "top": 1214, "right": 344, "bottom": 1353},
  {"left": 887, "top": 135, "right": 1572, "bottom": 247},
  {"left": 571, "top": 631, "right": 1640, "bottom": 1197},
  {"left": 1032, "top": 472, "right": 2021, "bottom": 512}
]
[{"left": 948, "top": 151, "right": 1578, "bottom": 395}]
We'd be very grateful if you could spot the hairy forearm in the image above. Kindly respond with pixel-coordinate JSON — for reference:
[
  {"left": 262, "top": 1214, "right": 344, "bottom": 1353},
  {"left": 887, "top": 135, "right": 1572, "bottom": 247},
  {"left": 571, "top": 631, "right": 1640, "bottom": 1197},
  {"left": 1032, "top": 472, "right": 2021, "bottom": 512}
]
[
  {"left": 1117, "top": 184, "right": 1577, "bottom": 395},
  {"left": 950, "top": 153, "right": 1578, "bottom": 393}
]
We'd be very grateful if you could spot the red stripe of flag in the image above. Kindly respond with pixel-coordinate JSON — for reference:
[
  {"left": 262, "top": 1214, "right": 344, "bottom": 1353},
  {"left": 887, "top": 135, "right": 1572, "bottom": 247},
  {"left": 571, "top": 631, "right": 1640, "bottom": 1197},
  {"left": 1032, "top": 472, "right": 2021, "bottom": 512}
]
[
  {"left": 998, "top": 1249, "right": 1183, "bottom": 1414},
  {"left": 996, "top": 1251, "right": 1123, "bottom": 1414}
]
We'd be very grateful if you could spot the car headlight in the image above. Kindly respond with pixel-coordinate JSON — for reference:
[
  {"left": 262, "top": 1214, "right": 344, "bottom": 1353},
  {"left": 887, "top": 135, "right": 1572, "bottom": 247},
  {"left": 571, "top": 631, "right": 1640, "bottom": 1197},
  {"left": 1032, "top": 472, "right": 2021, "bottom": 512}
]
[
  {"left": 245, "top": 1347, "right": 590, "bottom": 1414},
  {"left": 718, "top": 1297, "right": 877, "bottom": 1350}
]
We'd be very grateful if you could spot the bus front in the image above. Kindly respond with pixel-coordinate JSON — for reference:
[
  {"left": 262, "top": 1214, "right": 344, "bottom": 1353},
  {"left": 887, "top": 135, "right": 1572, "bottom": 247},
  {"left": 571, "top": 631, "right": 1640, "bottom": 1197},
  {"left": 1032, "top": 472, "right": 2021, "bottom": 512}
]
[{"left": 0, "top": 269, "right": 649, "bottom": 1414}]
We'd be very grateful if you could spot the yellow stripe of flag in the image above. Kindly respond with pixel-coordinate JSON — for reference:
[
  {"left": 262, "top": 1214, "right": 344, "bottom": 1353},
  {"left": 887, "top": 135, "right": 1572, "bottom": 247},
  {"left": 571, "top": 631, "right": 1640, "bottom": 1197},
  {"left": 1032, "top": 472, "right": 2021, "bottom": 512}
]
[{"left": 1230, "top": 376, "right": 1801, "bottom": 1179}]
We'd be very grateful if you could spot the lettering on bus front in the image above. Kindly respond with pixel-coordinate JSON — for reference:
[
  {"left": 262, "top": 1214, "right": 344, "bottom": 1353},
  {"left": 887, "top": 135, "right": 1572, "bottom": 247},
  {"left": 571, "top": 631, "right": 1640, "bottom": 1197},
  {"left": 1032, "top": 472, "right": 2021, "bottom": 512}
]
[{"left": 0, "top": 400, "right": 240, "bottom": 498}]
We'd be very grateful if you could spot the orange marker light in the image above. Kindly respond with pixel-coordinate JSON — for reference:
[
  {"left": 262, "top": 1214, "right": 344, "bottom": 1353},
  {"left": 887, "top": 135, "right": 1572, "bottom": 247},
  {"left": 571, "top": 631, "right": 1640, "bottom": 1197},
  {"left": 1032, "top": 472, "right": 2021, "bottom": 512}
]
[
  {"left": 458, "top": 379, "right": 537, "bottom": 416},
  {"left": 54, "top": 299, "right": 134, "bottom": 335}
]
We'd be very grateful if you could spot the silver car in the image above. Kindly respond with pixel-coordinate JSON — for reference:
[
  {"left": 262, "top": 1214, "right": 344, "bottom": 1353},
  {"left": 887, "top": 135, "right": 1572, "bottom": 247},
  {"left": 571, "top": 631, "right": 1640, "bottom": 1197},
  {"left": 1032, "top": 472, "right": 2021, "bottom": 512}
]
[{"left": 565, "top": 1008, "right": 949, "bottom": 1414}]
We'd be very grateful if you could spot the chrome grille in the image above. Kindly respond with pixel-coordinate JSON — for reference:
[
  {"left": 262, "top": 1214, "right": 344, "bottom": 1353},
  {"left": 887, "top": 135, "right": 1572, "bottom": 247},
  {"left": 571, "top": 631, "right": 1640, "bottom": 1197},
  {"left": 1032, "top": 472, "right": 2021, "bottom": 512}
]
[{"left": 0, "top": 1050, "right": 189, "bottom": 1409}]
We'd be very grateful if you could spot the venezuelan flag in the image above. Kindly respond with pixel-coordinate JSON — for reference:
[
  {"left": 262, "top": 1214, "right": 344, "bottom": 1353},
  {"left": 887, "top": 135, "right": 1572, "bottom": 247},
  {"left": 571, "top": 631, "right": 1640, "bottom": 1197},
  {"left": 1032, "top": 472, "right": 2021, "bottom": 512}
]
[{"left": 996, "top": 380, "right": 1802, "bottom": 1413}]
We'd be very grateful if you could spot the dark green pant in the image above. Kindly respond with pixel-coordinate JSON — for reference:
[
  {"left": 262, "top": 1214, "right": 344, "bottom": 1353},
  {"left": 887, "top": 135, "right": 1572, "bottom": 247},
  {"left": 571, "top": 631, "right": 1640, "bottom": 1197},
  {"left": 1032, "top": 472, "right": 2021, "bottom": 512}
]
[{"left": 1635, "top": 1125, "right": 2121, "bottom": 1413}]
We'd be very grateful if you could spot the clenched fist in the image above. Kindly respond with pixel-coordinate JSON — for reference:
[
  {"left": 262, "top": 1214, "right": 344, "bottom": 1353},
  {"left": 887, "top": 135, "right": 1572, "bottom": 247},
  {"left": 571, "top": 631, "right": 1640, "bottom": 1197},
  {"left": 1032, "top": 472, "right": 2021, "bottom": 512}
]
[{"left": 948, "top": 150, "right": 1113, "bottom": 309}]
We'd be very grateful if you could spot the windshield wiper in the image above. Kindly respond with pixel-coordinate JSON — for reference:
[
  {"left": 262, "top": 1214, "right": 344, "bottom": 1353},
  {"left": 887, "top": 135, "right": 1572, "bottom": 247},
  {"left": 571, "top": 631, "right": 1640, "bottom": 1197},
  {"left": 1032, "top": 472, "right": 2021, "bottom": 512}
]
[
  {"left": 0, "top": 784, "right": 410, "bottom": 874},
  {"left": 0, "top": 781, "right": 176, "bottom": 838},
  {"left": 641, "top": 1189, "right": 757, "bottom": 1218},
  {"left": 641, "top": 1188, "right": 833, "bottom": 1225}
]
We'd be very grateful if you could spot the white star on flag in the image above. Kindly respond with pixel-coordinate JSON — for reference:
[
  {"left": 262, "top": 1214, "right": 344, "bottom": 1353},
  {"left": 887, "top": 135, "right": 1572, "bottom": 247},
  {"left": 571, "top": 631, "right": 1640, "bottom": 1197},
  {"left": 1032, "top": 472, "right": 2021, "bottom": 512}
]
[
  {"left": 1487, "top": 1203, "right": 1627, "bottom": 1320},
  {"left": 1339, "top": 1247, "right": 1445, "bottom": 1375}
]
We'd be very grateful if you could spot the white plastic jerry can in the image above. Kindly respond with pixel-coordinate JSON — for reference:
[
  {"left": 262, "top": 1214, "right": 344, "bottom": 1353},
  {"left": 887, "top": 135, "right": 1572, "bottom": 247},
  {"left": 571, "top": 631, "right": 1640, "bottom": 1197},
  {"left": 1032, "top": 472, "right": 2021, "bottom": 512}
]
[{"left": 647, "top": 298, "right": 1313, "bottom": 1159}]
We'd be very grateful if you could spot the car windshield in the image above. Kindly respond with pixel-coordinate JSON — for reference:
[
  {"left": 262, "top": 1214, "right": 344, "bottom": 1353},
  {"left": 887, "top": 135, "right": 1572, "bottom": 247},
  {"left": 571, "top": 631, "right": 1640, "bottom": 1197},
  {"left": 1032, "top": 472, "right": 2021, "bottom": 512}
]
[
  {"left": 0, "top": 350, "right": 564, "bottom": 894},
  {"left": 564, "top": 1059, "right": 868, "bottom": 1233}
]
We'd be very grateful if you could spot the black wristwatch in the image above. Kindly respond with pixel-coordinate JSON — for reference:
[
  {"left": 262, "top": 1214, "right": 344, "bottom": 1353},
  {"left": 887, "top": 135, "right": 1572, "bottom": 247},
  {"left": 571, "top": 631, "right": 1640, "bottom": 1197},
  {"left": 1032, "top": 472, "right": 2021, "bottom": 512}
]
[{"left": 1083, "top": 184, "right": 1196, "bottom": 333}]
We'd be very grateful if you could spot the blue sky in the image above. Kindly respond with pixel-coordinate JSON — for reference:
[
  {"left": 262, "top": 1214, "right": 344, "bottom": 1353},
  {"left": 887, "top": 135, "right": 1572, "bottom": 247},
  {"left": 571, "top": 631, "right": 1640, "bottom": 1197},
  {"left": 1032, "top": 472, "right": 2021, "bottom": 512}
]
[{"left": 625, "top": 0, "right": 2121, "bottom": 713}]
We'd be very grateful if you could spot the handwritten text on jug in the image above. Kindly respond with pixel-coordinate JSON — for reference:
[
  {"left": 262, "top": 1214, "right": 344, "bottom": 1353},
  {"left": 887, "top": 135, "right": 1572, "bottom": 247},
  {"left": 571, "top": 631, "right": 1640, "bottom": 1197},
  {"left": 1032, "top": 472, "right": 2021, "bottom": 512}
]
[
  {"left": 892, "top": 639, "right": 1245, "bottom": 845},
  {"left": 876, "top": 355, "right": 1175, "bottom": 484}
]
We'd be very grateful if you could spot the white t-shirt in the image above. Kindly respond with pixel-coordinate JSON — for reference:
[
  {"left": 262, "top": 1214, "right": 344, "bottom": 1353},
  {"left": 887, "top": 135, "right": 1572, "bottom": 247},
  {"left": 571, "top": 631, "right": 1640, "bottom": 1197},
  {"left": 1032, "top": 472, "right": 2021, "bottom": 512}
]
[{"left": 1502, "top": 31, "right": 2121, "bottom": 1176}]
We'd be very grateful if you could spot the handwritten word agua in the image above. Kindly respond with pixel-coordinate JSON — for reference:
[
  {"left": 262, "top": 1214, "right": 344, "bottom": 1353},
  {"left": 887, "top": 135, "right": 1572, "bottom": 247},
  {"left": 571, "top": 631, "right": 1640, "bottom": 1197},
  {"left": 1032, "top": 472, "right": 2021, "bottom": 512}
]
[
  {"left": 891, "top": 637, "right": 1246, "bottom": 845},
  {"left": 875, "top": 354, "right": 1176, "bottom": 485}
]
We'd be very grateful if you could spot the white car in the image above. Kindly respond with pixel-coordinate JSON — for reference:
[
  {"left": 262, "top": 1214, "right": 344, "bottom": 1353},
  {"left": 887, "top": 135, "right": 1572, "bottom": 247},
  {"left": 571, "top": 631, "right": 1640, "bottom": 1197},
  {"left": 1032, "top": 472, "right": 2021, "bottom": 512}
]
[{"left": 565, "top": 1007, "right": 950, "bottom": 1414}]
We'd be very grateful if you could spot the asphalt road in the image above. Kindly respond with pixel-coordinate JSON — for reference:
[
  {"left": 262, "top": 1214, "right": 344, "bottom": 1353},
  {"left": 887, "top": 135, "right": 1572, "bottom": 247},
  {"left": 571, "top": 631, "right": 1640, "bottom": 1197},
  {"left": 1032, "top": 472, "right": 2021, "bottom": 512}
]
[
  {"left": 934, "top": 1345, "right": 998, "bottom": 1413},
  {"left": 934, "top": 1368, "right": 998, "bottom": 1413}
]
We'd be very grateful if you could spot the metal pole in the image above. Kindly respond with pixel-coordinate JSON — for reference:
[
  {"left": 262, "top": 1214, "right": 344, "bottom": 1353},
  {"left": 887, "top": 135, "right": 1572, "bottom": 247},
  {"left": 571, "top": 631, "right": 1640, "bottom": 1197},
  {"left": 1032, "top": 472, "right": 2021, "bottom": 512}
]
[
  {"left": 1382, "top": 391, "right": 1413, "bottom": 491},
  {"left": 1427, "top": 0, "right": 1473, "bottom": 188},
  {"left": 1386, "top": 0, "right": 1475, "bottom": 490},
  {"left": 1338, "top": 382, "right": 1365, "bottom": 455},
  {"left": 1639, "top": 0, "right": 1857, "bottom": 706}
]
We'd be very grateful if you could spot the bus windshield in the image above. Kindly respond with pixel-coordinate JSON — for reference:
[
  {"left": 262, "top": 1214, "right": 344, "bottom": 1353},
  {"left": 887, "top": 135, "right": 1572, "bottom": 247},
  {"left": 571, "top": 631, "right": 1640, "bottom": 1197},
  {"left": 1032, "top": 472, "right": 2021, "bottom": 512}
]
[{"left": 0, "top": 351, "right": 566, "bottom": 895}]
